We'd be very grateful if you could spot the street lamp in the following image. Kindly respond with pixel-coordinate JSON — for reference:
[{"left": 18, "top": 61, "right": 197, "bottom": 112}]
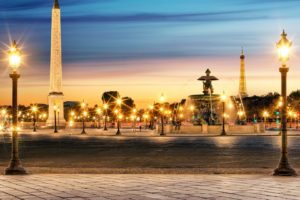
[
  {"left": 103, "top": 103, "right": 108, "bottom": 131},
  {"left": 159, "top": 94, "right": 166, "bottom": 136},
  {"left": 96, "top": 108, "right": 102, "bottom": 129},
  {"left": 5, "top": 40, "right": 27, "bottom": 175},
  {"left": 114, "top": 109, "right": 121, "bottom": 135},
  {"left": 57, "top": 108, "right": 60, "bottom": 129},
  {"left": 81, "top": 101, "right": 87, "bottom": 135},
  {"left": 143, "top": 113, "right": 149, "bottom": 129},
  {"left": 220, "top": 92, "right": 227, "bottom": 136},
  {"left": 273, "top": 30, "right": 297, "bottom": 176},
  {"left": 295, "top": 113, "right": 299, "bottom": 129},
  {"left": 263, "top": 110, "right": 269, "bottom": 129},
  {"left": 31, "top": 105, "right": 38, "bottom": 132},
  {"left": 132, "top": 108, "right": 137, "bottom": 131},
  {"left": 237, "top": 110, "right": 245, "bottom": 124},
  {"left": 288, "top": 111, "right": 293, "bottom": 128},
  {"left": 81, "top": 111, "right": 88, "bottom": 134},
  {"left": 190, "top": 105, "right": 195, "bottom": 122},
  {"left": 116, "top": 98, "right": 122, "bottom": 135},
  {"left": 53, "top": 105, "right": 58, "bottom": 133},
  {"left": 1, "top": 109, "right": 7, "bottom": 131}
]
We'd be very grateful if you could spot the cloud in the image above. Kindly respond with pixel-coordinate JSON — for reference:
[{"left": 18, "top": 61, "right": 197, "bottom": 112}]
[
  {"left": 1, "top": 9, "right": 267, "bottom": 24},
  {"left": 62, "top": 10, "right": 267, "bottom": 23},
  {"left": 0, "top": 0, "right": 114, "bottom": 11}
]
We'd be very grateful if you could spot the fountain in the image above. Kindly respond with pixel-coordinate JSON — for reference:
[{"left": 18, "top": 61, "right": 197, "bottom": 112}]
[{"left": 187, "top": 69, "right": 222, "bottom": 125}]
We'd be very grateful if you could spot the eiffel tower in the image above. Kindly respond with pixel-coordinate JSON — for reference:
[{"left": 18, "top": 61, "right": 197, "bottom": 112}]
[{"left": 239, "top": 48, "right": 248, "bottom": 97}]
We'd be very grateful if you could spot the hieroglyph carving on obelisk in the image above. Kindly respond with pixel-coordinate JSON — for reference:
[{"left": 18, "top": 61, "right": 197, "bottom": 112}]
[{"left": 47, "top": 0, "right": 66, "bottom": 126}]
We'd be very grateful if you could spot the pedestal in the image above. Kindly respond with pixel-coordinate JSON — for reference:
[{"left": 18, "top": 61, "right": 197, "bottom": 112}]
[{"left": 46, "top": 92, "right": 66, "bottom": 127}]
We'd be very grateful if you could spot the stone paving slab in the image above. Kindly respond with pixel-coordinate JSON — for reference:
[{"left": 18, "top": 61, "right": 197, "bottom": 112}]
[{"left": 0, "top": 175, "right": 300, "bottom": 199}]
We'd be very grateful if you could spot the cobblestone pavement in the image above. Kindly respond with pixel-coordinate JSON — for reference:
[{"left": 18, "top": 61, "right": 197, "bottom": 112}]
[{"left": 0, "top": 174, "right": 300, "bottom": 200}]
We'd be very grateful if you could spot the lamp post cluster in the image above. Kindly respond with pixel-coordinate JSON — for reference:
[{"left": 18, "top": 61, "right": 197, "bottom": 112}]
[{"left": 2, "top": 31, "right": 297, "bottom": 177}]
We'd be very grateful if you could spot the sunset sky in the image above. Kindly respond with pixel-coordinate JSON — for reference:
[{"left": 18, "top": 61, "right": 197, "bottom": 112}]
[{"left": 1, "top": 0, "right": 300, "bottom": 107}]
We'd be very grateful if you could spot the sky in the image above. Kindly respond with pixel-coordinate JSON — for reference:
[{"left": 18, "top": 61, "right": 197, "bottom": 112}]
[{"left": 1, "top": 0, "right": 300, "bottom": 107}]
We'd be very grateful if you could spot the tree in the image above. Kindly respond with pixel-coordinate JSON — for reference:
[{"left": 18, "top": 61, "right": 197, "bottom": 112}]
[
  {"left": 101, "top": 91, "right": 120, "bottom": 118},
  {"left": 242, "top": 92, "right": 280, "bottom": 121},
  {"left": 289, "top": 90, "right": 300, "bottom": 111},
  {"left": 121, "top": 97, "right": 135, "bottom": 116},
  {"left": 101, "top": 91, "right": 120, "bottom": 105}
]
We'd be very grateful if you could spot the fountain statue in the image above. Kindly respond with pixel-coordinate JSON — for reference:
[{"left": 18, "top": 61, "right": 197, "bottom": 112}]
[{"left": 198, "top": 69, "right": 218, "bottom": 95}]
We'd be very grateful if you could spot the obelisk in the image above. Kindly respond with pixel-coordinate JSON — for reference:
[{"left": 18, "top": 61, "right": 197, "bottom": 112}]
[{"left": 47, "top": 0, "right": 66, "bottom": 127}]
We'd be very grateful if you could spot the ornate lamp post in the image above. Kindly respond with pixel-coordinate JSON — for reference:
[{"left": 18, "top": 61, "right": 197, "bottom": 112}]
[
  {"left": 114, "top": 109, "right": 121, "bottom": 135},
  {"left": 295, "top": 113, "right": 299, "bottom": 129},
  {"left": 190, "top": 105, "right": 195, "bottom": 123},
  {"left": 288, "top": 111, "right": 293, "bottom": 128},
  {"left": 31, "top": 106, "right": 38, "bottom": 132},
  {"left": 103, "top": 103, "right": 108, "bottom": 131},
  {"left": 57, "top": 108, "right": 60, "bottom": 130},
  {"left": 132, "top": 108, "right": 137, "bottom": 131},
  {"left": 117, "top": 113, "right": 123, "bottom": 135},
  {"left": 53, "top": 105, "right": 58, "bottom": 133},
  {"left": 96, "top": 108, "right": 102, "bottom": 129},
  {"left": 81, "top": 101, "right": 87, "bottom": 134},
  {"left": 1, "top": 109, "right": 7, "bottom": 131},
  {"left": 143, "top": 113, "right": 149, "bottom": 129},
  {"left": 5, "top": 40, "right": 27, "bottom": 175},
  {"left": 159, "top": 94, "right": 166, "bottom": 136},
  {"left": 263, "top": 110, "right": 269, "bottom": 129},
  {"left": 149, "top": 105, "right": 154, "bottom": 129},
  {"left": 220, "top": 92, "right": 227, "bottom": 136},
  {"left": 237, "top": 110, "right": 245, "bottom": 124},
  {"left": 273, "top": 30, "right": 297, "bottom": 176},
  {"left": 116, "top": 98, "right": 122, "bottom": 135}
]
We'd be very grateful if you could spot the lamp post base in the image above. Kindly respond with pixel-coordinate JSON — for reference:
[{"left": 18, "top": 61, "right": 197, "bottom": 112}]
[
  {"left": 273, "top": 153, "right": 297, "bottom": 176},
  {"left": 221, "top": 131, "right": 226, "bottom": 136},
  {"left": 116, "top": 130, "right": 121, "bottom": 135},
  {"left": 81, "top": 130, "right": 86, "bottom": 135},
  {"left": 5, "top": 161, "right": 27, "bottom": 175},
  {"left": 160, "top": 133, "right": 166, "bottom": 136}
]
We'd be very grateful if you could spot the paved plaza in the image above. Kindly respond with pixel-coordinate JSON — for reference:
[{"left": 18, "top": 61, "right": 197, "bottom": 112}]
[
  {"left": 0, "top": 174, "right": 300, "bottom": 200},
  {"left": 1, "top": 130, "right": 300, "bottom": 174}
]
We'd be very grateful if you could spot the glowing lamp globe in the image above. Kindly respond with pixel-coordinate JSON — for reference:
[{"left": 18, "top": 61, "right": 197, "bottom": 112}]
[
  {"left": 103, "top": 104, "right": 109, "bottom": 110},
  {"left": 8, "top": 40, "right": 21, "bottom": 72},
  {"left": 221, "top": 93, "right": 227, "bottom": 102},
  {"left": 53, "top": 105, "right": 58, "bottom": 111},
  {"left": 277, "top": 30, "right": 292, "bottom": 64},
  {"left": 32, "top": 106, "right": 38, "bottom": 113},
  {"left": 116, "top": 98, "right": 122, "bottom": 106},
  {"left": 159, "top": 94, "right": 165, "bottom": 103},
  {"left": 263, "top": 111, "right": 269, "bottom": 118}
]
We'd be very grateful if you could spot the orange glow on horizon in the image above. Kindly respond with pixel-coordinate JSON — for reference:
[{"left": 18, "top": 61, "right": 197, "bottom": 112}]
[{"left": 1, "top": 56, "right": 300, "bottom": 108}]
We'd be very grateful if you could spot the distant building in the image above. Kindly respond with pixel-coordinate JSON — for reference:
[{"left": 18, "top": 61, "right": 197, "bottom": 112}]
[{"left": 64, "top": 101, "right": 80, "bottom": 108}]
